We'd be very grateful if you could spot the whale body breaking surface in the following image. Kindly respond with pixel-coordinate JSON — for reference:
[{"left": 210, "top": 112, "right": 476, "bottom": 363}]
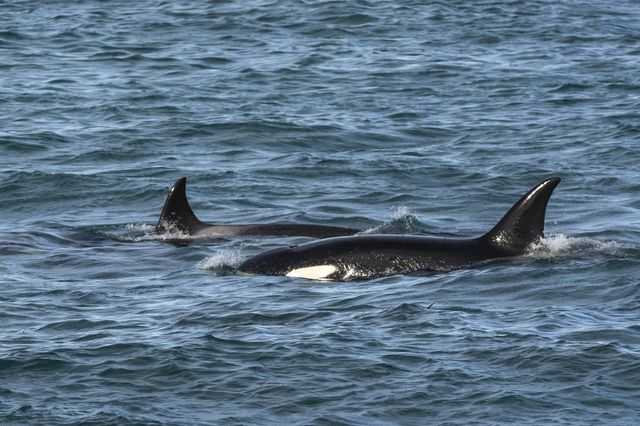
[
  {"left": 238, "top": 177, "right": 561, "bottom": 281},
  {"left": 156, "top": 177, "right": 359, "bottom": 239}
]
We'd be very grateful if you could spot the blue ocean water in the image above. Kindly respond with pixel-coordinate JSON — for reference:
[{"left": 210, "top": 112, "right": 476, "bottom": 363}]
[{"left": 2, "top": 0, "right": 640, "bottom": 424}]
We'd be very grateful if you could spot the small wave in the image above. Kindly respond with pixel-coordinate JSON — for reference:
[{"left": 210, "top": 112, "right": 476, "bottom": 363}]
[
  {"left": 526, "top": 234, "right": 628, "bottom": 258},
  {"left": 37, "top": 319, "right": 116, "bottom": 332},
  {"left": 198, "top": 248, "right": 245, "bottom": 272}
]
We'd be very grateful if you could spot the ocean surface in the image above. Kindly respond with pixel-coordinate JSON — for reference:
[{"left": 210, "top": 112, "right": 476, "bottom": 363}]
[{"left": 2, "top": 1, "right": 640, "bottom": 424}]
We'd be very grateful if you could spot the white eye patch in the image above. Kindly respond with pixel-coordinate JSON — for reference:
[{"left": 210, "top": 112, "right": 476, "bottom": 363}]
[{"left": 285, "top": 265, "right": 338, "bottom": 280}]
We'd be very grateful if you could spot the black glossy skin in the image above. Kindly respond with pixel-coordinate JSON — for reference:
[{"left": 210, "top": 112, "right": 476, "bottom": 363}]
[
  {"left": 238, "top": 177, "right": 562, "bottom": 280},
  {"left": 238, "top": 234, "right": 508, "bottom": 279},
  {"left": 156, "top": 177, "right": 359, "bottom": 238},
  {"left": 181, "top": 222, "right": 360, "bottom": 238}
]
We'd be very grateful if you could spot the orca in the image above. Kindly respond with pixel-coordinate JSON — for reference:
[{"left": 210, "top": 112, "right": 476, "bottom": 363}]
[
  {"left": 238, "top": 177, "right": 561, "bottom": 280},
  {"left": 156, "top": 177, "right": 359, "bottom": 238}
]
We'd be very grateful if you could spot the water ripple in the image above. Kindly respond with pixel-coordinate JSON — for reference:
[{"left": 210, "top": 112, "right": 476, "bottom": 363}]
[{"left": 2, "top": 0, "right": 640, "bottom": 424}]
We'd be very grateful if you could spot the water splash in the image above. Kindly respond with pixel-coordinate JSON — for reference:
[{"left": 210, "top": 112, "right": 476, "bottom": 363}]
[
  {"left": 198, "top": 247, "right": 245, "bottom": 272},
  {"left": 391, "top": 205, "right": 413, "bottom": 221},
  {"left": 526, "top": 234, "right": 628, "bottom": 259},
  {"left": 112, "top": 223, "right": 191, "bottom": 242},
  {"left": 364, "top": 205, "right": 424, "bottom": 234}
]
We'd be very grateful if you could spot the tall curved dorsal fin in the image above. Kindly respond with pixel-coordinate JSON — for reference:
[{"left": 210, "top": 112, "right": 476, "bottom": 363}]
[
  {"left": 156, "top": 177, "right": 207, "bottom": 235},
  {"left": 481, "top": 177, "right": 561, "bottom": 255}
]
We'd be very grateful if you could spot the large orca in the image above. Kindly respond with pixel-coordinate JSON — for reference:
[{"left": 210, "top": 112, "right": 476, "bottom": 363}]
[
  {"left": 156, "top": 177, "right": 359, "bottom": 238},
  {"left": 238, "top": 177, "right": 561, "bottom": 280}
]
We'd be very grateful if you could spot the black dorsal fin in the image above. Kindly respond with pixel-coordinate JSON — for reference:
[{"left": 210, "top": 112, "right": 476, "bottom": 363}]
[
  {"left": 481, "top": 177, "right": 561, "bottom": 255},
  {"left": 156, "top": 177, "right": 207, "bottom": 234}
]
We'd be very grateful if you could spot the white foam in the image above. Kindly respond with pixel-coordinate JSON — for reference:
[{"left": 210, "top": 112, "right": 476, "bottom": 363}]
[
  {"left": 526, "top": 234, "right": 626, "bottom": 258},
  {"left": 198, "top": 248, "right": 244, "bottom": 270},
  {"left": 132, "top": 228, "right": 190, "bottom": 242},
  {"left": 118, "top": 222, "right": 201, "bottom": 242},
  {"left": 154, "top": 229, "right": 192, "bottom": 241},
  {"left": 125, "top": 223, "right": 154, "bottom": 232},
  {"left": 391, "top": 205, "right": 413, "bottom": 221},
  {"left": 103, "top": 223, "right": 173, "bottom": 242}
]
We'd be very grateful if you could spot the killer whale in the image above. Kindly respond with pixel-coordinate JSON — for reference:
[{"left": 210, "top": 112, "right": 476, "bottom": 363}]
[
  {"left": 238, "top": 177, "right": 561, "bottom": 280},
  {"left": 156, "top": 177, "right": 359, "bottom": 238}
]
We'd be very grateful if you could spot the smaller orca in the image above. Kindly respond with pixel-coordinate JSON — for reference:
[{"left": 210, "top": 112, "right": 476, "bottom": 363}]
[
  {"left": 156, "top": 177, "right": 359, "bottom": 238},
  {"left": 238, "top": 177, "right": 561, "bottom": 280}
]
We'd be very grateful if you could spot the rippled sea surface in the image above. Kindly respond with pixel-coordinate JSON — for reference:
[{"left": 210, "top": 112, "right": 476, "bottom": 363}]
[{"left": 2, "top": 1, "right": 640, "bottom": 424}]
